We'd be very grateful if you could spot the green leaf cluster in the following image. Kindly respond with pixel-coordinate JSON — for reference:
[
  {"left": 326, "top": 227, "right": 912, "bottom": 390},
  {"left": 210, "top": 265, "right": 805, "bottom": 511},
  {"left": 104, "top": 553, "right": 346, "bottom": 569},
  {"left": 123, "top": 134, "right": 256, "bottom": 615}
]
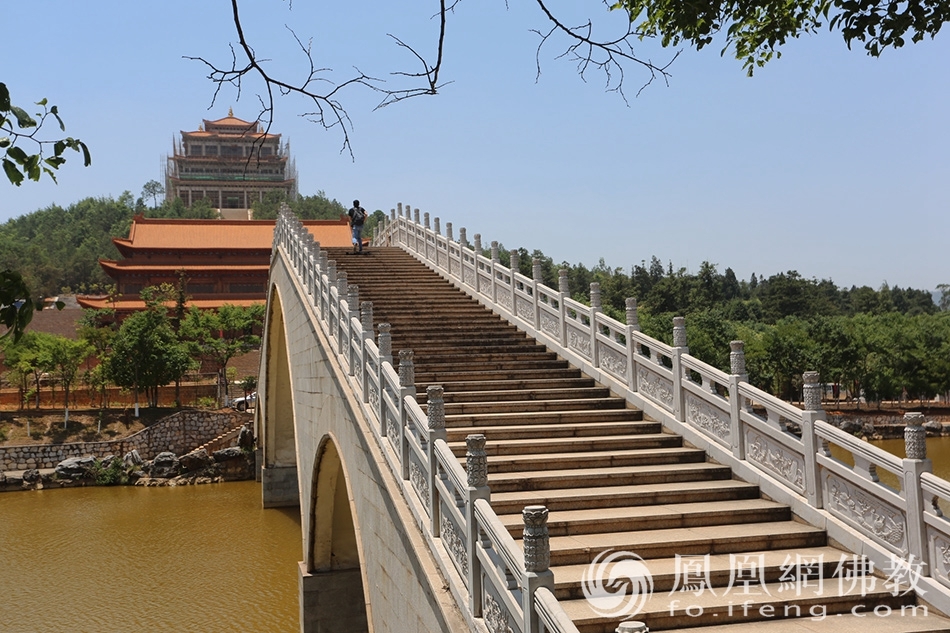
[
  {"left": 1, "top": 82, "right": 90, "bottom": 186},
  {"left": 613, "top": 0, "right": 949, "bottom": 74}
]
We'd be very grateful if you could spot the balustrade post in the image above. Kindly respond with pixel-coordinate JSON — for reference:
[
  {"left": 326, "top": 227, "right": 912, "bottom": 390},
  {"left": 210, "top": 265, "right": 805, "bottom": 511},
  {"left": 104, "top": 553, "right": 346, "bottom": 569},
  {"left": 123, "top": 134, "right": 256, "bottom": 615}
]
[
  {"left": 474, "top": 234, "right": 482, "bottom": 293},
  {"left": 532, "top": 259, "right": 544, "bottom": 332},
  {"left": 465, "top": 434, "right": 490, "bottom": 617},
  {"left": 509, "top": 250, "right": 520, "bottom": 318},
  {"left": 434, "top": 216, "right": 440, "bottom": 235},
  {"left": 590, "top": 282, "right": 602, "bottom": 367},
  {"left": 459, "top": 227, "right": 468, "bottom": 248},
  {"left": 360, "top": 301, "right": 374, "bottom": 340},
  {"left": 414, "top": 207, "right": 420, "bottom": 225},
  {"left": 625, "top": 298, "right": 640, "bottom": 393},
  {"left": 671, "top": 316, "right": 688, "bottom": 422},
  {"left": 903, "top": 411, "right": 932, "bottom": 570},
  {"left": 446, "top": 222, "right": 453, "bottom": 241},
  {"left": 317, "top": 252, "right": 329, "bottom": 318},
  {"left": 558, "top": 269, "right": 570, "bottom": 348},
  {"left": 376, "top": 324, "right": 393, "bottom": 435},
  {"left": 522, "top": 505, "right": 555, "bottom": 633},
  {"left": 727, "top": 341, "right": 748, "bottom": 459},
  {"left": 398, "top": 350, "right": 416, "bottom": 480},
  {"left": 800, "top": 371, "right": 824, "bottom": 508},
  {"left": 426, "top": 385, "right": 446, "bottom": 536},
  {"left": 433, "top": 217, "right": 442, "bottom": 268},
  {"left": 424, "top": 212, "right": 430, "bottom": 230},
  {"left": 490, "top": 241, "right": 500, "bottom": 303}
]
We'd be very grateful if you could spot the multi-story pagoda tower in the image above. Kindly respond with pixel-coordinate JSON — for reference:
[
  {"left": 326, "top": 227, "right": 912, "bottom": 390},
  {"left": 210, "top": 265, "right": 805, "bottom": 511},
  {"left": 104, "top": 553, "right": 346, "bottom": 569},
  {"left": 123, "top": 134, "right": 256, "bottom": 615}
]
[{"left": 165, "top": 109, "right": 297, "bottom": 213}]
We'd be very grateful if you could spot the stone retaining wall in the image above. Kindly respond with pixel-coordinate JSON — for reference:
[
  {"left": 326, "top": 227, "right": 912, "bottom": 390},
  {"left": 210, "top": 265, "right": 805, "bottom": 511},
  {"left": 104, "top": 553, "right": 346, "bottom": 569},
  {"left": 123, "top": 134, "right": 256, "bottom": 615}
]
[{"left": 0, "top": 411, "right": 247, "bottom": 472}]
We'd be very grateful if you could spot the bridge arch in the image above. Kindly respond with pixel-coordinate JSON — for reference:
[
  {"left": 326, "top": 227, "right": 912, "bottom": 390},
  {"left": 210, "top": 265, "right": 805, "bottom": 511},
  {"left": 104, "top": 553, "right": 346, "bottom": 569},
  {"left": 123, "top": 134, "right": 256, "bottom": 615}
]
[
  {"left": 260, "top": 283, "right": 299, "bottom": 508},
  {"left": 303, "top": 434, "right": 371, "bottom": 631}
]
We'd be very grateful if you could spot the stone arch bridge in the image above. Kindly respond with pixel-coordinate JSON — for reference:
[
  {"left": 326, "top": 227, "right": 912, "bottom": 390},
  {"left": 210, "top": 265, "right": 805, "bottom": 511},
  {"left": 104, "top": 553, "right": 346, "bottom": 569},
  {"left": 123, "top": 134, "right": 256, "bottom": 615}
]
[{"left": 257, "top": 206, "right": 950, "bottom": 633}]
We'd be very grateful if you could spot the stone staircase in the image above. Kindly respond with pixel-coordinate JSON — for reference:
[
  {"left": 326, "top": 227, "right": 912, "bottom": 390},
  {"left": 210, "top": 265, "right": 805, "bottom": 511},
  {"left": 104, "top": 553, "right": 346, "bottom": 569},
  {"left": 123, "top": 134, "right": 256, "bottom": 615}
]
[{"left": 328, "top": 246, "right": 950, "bottom": 633}]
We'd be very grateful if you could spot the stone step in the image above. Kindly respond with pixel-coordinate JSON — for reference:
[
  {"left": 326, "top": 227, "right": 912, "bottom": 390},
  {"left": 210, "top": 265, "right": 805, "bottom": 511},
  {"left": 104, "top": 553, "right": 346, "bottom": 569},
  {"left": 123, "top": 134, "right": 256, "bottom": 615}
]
[
  {"left": 549, "top": 545, "right": 855, "bottom": 598},
  {"left": 545, "top": 520, "right": 826, "bottom": 566},
  {"left": 446, "top": 433, "right": 682, "bottom": 457},
  {"left": 488, "top": 479, "right": 763, "bottom": 514},
  {"left": 477, "top": 446, "right": 707, "bottom": 474},
  {"left": 419, "top": 358, "right": 572, "bottom": 373},
  {"left": 443, "top": 420, "right": 661, "bottom": 442},
  {"left": 486, "top": 462, "right": 734, "bottom": 493},
  {"left": 431, "top": 377, "right": 599, "bottom": 393},
  {"left": 445, "top": 408, "right": 644, "bottom": 428},
  {"left": 679, "top": 611, "right": 950, "bottom": 633},
  {"left": 419, "top": 386, "right": 612, "bottom": 404},
  {"left": 500, "top": 498, "right": 789, "bottom": 539},
  {"left": 416, "top": 367, "right": 584, "bottom": 383},
  {"left": 559, "top": 578, "right": 911, "bottom": 632},
  {"left": 442, "top": 397, "right": 628, "bottom": 415}
]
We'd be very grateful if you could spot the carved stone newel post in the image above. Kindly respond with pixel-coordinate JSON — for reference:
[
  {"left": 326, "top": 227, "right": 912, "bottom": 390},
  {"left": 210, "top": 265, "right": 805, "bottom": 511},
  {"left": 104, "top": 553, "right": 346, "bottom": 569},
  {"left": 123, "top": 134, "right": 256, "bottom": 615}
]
[
  {"left": 466, "top": 434, "right": 487, "bottom": 488},
  {"left": 464, "top": 433, "right": 490, "bottom": 616},
  {"left": 377, "top": 323, "right": 392, "bottom": 361},
  {"left": 521, "top": 504, "right": 555, "bottom": 632},
  {"left": 903, "top": 411, "right": 932, "bottom": 567},
  {"left": 803, "top": 371, "right": 822, "bottom": 412},
  {"left": 425, "top": 385, "right": 446, "bottom": 534},
  {"left": 522, "top": 506, "right": 550, "bottom": 573},
  {"left": 398, "top": 349, "right": 415, "bottom": 391},
  {"left": 905, "top": 412, "right": 927, "bottom": 460},
  {"left": 558, "top": 269, "right": 569, "bottom": 295},
  {"left": 491, "top": 241, "right": 499, "bottom": 263},
  {"left": 360, "top": 301, "right": 374, "bottom": 339},
  {"left": 626, "top": 298, "right": 639, "bottom": 331},
  {"left": 798, "top": 371, "right": 824, "bottom": 509},
  {"left": 509, "top": 250, "right": 520, "bottom": 275},
  {"left": 446, "top": 222, "right": 453, "bottom": 241}
]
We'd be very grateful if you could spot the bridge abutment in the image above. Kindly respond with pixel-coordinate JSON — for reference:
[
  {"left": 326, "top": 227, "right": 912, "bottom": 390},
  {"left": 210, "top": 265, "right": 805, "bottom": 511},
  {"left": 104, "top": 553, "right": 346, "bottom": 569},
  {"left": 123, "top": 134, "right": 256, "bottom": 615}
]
[
  {"left": 298, "top": 563, "right": 368, "bottom": 633},
  {"left": 262, "top": 465, "right": 299, "bottom": 508}
]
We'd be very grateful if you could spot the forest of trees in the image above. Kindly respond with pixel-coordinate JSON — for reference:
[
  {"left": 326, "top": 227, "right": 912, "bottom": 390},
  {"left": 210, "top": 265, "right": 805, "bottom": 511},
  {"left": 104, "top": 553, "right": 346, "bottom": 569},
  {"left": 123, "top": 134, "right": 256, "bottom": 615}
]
[
  {"left": 2, "top": 191, "right": 948, "bottom": 407},
  {"left": 501, "top": 247, "right": 947, "bottom": 404}
]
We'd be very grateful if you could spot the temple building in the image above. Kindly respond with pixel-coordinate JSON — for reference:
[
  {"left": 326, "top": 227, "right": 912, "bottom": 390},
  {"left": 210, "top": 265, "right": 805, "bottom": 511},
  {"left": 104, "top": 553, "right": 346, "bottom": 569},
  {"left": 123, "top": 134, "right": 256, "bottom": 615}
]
[
  {"left": 165, "top": 110, "right": 297, "bottom": 214},
  {"left": 77, "top": 215, "right": 352, "bottom": 317}
]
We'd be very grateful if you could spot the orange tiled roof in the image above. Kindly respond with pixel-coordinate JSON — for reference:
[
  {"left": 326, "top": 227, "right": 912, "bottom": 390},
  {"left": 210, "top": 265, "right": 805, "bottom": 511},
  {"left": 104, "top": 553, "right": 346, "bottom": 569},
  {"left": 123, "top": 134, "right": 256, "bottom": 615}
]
[
  {"left": 76, "top": 296, "right": 265, "bottom": 311},
  {"left": 115, "top": 215, "right": 352, "bottom": 251}
]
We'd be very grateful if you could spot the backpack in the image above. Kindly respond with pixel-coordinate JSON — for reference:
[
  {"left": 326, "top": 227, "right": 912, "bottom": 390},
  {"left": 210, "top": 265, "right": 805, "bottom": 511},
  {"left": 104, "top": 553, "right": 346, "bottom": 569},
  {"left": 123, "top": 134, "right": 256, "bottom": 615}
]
[{"left": 352, "top": 207, "right": 366, "bottom": 223}]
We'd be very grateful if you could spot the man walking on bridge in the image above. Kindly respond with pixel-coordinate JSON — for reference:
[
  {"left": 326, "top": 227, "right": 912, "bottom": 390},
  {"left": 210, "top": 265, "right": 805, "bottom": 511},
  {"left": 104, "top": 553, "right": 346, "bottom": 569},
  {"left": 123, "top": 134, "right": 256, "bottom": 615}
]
[{"left": 348, "top": 199, "right": 367, "bottom": 254}]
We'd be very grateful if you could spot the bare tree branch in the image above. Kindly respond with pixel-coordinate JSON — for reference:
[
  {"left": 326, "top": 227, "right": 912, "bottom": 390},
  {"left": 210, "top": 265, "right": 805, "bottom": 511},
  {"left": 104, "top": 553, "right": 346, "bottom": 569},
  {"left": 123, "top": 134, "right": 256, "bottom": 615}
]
[
  {"left": 188, "top": 0, "right": 681, "bottom": 156},
  {"left": 532, "top": 0, "right": 679, "bottom": 101}
]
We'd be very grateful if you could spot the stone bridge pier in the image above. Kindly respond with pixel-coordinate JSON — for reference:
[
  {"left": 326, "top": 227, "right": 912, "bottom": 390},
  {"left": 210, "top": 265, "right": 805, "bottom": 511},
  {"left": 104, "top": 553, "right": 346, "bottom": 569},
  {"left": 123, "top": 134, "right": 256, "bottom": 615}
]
[{"left": 256, "top": 249, "right": 466, "bottom": 632}]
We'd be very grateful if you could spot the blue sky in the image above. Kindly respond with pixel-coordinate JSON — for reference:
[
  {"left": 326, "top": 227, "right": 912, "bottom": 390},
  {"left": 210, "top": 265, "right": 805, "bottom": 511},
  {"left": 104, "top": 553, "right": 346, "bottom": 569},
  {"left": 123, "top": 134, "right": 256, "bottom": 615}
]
[{"left": 3, "top": 1, "right": 948, "bottom": 291}]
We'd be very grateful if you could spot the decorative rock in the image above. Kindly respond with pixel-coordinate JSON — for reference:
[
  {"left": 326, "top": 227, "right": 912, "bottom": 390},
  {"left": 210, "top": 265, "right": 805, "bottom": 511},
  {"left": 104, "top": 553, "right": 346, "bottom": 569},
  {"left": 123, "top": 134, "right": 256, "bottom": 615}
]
[
  {"left": 123, "top": 450, "right": 143, "bottom": 467},
  {"left": 213, "top": 447, "right": 244, "bottom": 462},
  {"left": 180, "top": 449, "right": 213, "bottom": 473},
  {"left": 924, "top": 420, "right": 943, "bottom": 435},
  {"left": 22, "top": 469, "right": 41, "bottom": 484},
  {"left": 56, "top": 456, "right": 97, "bottom": 480},
  {"left": 238, "top": 426, "right": 255, "bottom": 450},
  {"left": 149, "top": 452, "right": 181, "bottom": 478}
]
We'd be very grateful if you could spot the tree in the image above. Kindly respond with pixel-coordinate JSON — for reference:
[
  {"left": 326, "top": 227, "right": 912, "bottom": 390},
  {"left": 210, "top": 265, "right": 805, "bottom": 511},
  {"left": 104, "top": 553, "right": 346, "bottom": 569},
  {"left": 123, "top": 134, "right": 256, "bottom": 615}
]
[
  {"left": 615, "top": 0, "right": 950, "bottom": 74},
  {"left": 44, "top": 335, "right": 93, "bottom": 426},
  {"left": 180, "top": 304, "right": 264, "bottom": 408},
  {"left": 1, "top": 82, "right": 90, "bottom": 186},
  {"left": 141, "top": 180, "right": 165, "bottom": 209},
  {"left": 105, "top": 288, "right": 191, "bottom": 416}
]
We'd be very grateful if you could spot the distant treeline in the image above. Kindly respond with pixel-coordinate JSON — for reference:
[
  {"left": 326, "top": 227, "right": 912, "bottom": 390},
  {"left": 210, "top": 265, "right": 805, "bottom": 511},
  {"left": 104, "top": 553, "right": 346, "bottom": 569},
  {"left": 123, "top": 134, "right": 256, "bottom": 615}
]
[
  {"left": 0, "top": 190, "right": 363, "bottom": 298},
  {"left": 2, "top": 192, "right": 947, "bottom": 404},
  {"left": 498, "top": 248, "right": 948, "bottom": 403}
]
